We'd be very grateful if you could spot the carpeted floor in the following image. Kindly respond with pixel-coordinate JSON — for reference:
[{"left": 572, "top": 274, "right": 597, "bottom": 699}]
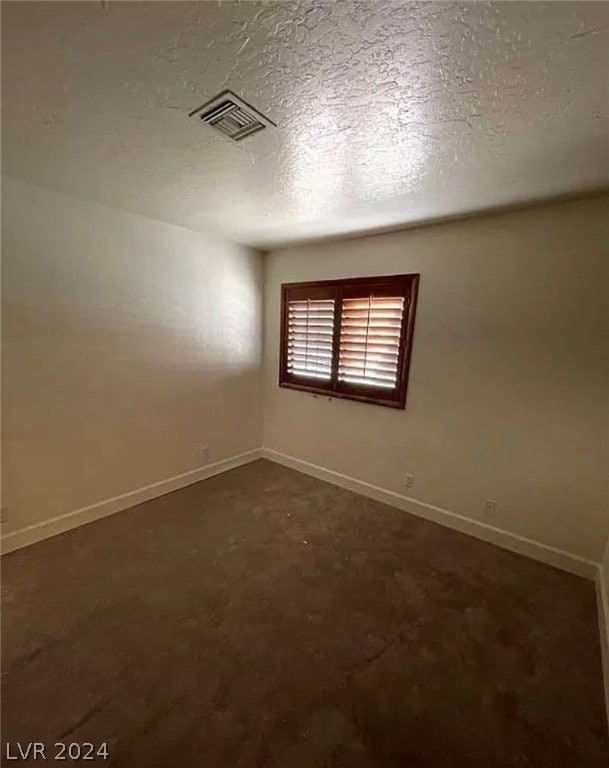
[{"left": 2, "top": 459, "right": 607, "bottom": 766}]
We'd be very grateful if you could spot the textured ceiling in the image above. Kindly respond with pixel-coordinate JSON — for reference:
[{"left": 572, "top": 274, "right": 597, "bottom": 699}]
[{"left": 2, "top": 1, "right": 608, "bottom": 247}]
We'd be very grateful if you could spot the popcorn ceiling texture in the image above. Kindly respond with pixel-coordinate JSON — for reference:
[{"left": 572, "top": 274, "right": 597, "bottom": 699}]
[{"left": 2, "top": 1, "right": 608, "bottom": 245}]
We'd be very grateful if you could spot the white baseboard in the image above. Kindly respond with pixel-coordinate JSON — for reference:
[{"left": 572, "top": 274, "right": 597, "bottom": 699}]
[
  {"left": 1, "top": 448, "right": 263, "bottom": 555},
  {"left": 4, "top": 444, "right": 598, "bottom": 580},
  {"left": 596, "top": 565, "right": 609, "bottom": 727},
  {"left": 261, "top": 448, "right": 598, "bottom": 580}
]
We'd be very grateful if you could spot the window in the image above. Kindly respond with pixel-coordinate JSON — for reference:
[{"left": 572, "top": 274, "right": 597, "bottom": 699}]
[{"left": 279, "top": 274, "right": 419, "bottom": 409}]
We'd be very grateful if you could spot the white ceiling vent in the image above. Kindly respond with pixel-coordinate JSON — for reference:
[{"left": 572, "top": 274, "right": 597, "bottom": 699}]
[{"left": 189, "top": 90, "right": 275, "bottom": 142}]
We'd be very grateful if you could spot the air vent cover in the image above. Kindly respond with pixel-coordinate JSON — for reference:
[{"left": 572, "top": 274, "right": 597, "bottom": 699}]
[{"left": 189, "top": 90, "right": 275, "bottom": 142}]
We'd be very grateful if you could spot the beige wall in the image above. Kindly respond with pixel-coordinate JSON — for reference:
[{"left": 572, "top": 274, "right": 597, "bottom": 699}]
[
  {"left": 2, "top": 180, "right": 607, "bottom": 565},
  {"left": 1, "top": 177, "right": 263, "bottom": 534},
  {"left": 263, "top": 196, "right": 609, "bottom": 562}
]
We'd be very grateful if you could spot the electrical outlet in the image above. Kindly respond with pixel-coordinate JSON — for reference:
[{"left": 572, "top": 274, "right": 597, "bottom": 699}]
[
  {"left": 0, "top": 507, "right": 8, "bottom": 524},
  {"left": 404, "top": 474, "right": 414, "bottom": 489},
  {"left": 483, "top": 499, "right": 497, "bottom": 516}
]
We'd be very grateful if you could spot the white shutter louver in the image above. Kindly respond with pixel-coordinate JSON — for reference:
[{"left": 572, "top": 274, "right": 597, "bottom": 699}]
[
  {"left": 287, "top": 299, "right": 335, "bottom": 380},
  {"left": 338, "top": 297, "right": 405, "bottom": 389}
]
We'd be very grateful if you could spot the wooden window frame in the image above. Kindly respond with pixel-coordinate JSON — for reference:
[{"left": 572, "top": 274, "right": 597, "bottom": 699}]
[{"left": 279, "top": 273, "right": 420, "bottom": 409}]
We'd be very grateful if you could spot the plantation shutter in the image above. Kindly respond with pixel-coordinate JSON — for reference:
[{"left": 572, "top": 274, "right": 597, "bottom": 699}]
[
  {"left": 338, "top": 296, "right": 405, "bottom": 389},
  {"left": 279, "top": 275, "right": 419, "bottom": 409},
  {"left": 286, "top": 298, "right": 335, "bottom": 380}
]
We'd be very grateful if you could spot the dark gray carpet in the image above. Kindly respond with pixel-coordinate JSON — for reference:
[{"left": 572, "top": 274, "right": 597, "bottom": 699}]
[{"left": 2, "top": 459, "right": 607, "bottom": 766}]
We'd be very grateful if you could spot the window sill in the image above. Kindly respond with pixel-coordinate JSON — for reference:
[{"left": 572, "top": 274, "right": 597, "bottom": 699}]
[{"left": 278, "top": 380, "right": 406, "bottom": 409}]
